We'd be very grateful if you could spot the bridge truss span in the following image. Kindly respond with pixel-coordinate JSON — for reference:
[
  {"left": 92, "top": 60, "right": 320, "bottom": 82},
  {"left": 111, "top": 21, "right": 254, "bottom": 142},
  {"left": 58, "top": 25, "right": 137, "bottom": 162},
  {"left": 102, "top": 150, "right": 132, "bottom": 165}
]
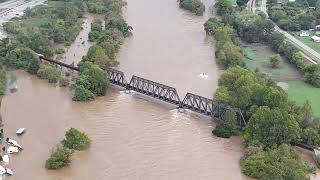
[
  {"left": 181, "top": 93, "right": 246, "bottom": 127},
  {"left": 128, "top": 76, "right": 181, "bottom": 106},
  {"left": 104, "top": 67, "right": 127, "bottom": 87}
]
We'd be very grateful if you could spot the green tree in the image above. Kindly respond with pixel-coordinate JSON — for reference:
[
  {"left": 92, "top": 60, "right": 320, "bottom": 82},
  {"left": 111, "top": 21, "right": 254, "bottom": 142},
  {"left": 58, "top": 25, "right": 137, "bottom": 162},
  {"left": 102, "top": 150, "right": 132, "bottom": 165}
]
[
  {"left": 215, "top": 67, "right": 262, "bottom": 109},
  {"left": 72, "top": 85, "right": 95, "bottom": 101},
  {"left": 79, "top": 62, "right": 109, "bottom": 96},
  {"left": 62, "top": 128, "right": 91, "bottom": 150},
  {"left": 304, "top": 64, "right": 320, "bottom": 87},
  {"left": 45, "top": 146, "right": 73, "bottom": 170},
  {"left": 204, "top": 17, "right": 223, "bottom": 36},
  {"left": 236, "top": 0, "right": 249, "bottom": 7},
  {"left": 241, "top": 144, "right": 315, "bottom": 180},
  {"left": 212, "top": 109, "right": 240, "bottom": 138},
  {"left": 215, "top": 0, "right": 233, "bottom": 16},
  {"left": 270, "top": 54, "right": 281, "bottom": 68},
  {"left": 178, "top": 0, "right": 205, "bottom": 16},
  {"left": 244, "top": 106, "right": 300, "bottom": 148}
]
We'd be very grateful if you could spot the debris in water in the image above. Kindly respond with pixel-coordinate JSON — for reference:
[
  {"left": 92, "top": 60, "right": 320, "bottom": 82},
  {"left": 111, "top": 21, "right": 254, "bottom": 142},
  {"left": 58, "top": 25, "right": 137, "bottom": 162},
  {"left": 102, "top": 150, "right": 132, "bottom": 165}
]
[
  {"left": 6, "top": 138, "right": 23, "bottom": 150},
  {"left": 2, "top": 155, "right": 9, "bottom": 163},
  {"left": 198, "top": 73, "right": 209, "bottom": 79},
  {"left": 7, "top": 146, "right": 19, "bottom": 154},
  {"left": 16, "top": 128, "right": 26, "bottom": 135},
  {"left": 0, "top": 165, "right": 5, "bottom": 175},
  {"left": 5, "top": 168, "right": 13, "bottom": 175}
]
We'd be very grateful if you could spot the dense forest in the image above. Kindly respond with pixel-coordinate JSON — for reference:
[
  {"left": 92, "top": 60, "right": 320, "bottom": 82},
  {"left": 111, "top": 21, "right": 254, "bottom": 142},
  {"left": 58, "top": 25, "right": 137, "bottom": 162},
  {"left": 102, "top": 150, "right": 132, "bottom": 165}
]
[{"left": 268, "top": 0, "right": 320, "bottom": 31}]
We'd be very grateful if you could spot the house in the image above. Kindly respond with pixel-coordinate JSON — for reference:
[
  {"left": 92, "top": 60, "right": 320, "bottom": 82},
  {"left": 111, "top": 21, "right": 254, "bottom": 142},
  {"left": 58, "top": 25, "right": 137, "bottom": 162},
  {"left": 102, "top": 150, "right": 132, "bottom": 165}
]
[
  {"left": 299, "top": 31, "right": 310, "bottom": 37},
  {"left": 311, "top": 35, "right": 320, "bottom": 43}
]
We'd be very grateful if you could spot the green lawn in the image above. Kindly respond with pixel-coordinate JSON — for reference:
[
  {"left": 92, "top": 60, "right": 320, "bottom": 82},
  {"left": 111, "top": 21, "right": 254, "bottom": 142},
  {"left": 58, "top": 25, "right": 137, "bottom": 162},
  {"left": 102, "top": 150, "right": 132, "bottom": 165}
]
[
  {"left": 227, "top": 0, "right": 237, "bottom": 5},
  {"left": 243, "top": 45, "right": 301, "bottom": 81},
  {"left": 287, "top": 81, "right": 320, "bottom": 117},
  {"left": 296, "top": 35, "right": 320, "bottom": 55}
]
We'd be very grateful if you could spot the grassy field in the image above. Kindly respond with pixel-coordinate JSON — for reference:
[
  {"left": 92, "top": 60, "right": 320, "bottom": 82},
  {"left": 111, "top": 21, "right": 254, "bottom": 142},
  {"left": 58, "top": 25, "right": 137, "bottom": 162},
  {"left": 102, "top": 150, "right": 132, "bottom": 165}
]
[
  {"left": 228, "top": 0, "right": 237, "bottom": 5},
  {"left": 243, "top": 44, "right": 301, "bottom": 81},
  {"left": 287, "top": 81, "right": 320, "bottom": 117},
  {"left": 296, "top": 35, "right": 320, "bottom": 55}
]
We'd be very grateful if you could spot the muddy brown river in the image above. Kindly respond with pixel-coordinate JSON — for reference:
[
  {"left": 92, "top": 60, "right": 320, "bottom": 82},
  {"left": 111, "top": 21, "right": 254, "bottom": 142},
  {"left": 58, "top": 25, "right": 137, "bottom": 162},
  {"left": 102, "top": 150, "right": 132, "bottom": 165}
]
[{"left": 0, "top": 0, "right": 284, "bottom": 179}]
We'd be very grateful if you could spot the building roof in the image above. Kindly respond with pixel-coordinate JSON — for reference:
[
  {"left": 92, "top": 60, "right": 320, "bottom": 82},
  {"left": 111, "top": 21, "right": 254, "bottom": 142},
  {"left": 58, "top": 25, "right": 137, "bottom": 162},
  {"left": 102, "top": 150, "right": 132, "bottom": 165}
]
[{"left": 311, "top": 35, "right": 320, "bottom": 41}]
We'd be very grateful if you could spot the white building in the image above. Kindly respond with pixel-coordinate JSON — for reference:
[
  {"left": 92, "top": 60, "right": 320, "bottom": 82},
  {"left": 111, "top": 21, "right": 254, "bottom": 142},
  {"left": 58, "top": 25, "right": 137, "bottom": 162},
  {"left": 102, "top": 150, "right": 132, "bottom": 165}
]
[{"left": 299, "top": 31, "right": 310, "bottom": 37}]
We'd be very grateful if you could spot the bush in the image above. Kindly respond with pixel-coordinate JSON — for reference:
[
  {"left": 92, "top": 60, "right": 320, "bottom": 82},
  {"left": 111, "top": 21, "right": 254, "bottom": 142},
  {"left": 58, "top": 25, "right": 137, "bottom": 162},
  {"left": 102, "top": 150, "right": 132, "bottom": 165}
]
[
  {"left": 62, "top": 128, "right": 91, "bottom": 151},
  {"left": 302, "top": 127, "right": 320, "bottom": 146},
  {"left": 212, "top": 110, "right": 239, "bottom": 138},
  {"left": 37, "top": 65, "right": 62, "bottom": 83},
  {"left": 179, "top": 0, "right": 205, "bottom": 16},
  {"left": 72, "top": 85, "right": 95, "bottom": 101},
  {"left": 241, "top": 144, "right": 315, "bottom": 179},
  {"left": 244, "top": 106, "right": 300, "bottom": 149},
  {"left": 45, "top": 146, "right": 73, "bottom": 170},
  {"left": 78, "top": 61, "right": 109, "bottom": 96},
  {"left": 0, "top": 69, "right": 6, "bottom": 96},
  {"left": 304, "top": 64, "right": 320, "bottom": 88},
  {"left": 270, "top": 54, "right": 281, "bottom": 68},
  {"left": 59, "top": 76, "right": 70, "bottom": 87},
  {"left": 55, "top": 48, "right": 65, "bottom": 54}
]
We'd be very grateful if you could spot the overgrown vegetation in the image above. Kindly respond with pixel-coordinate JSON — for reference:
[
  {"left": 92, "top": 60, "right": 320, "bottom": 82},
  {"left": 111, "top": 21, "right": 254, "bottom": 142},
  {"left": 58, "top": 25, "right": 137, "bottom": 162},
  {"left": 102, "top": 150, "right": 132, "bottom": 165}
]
[
  {"left": 0, "top": 69, "right": 6, "bottom": 96},
  {"left": 204, "top": 18, "right": 244, "bottom": 68},
  {"left": 178, "top": 0, "right": 205, "bottom": 16},
  {"left": 270, "top": 54, "right": 281, "bottom": 68},
  {"left": 45, "top": 146, "right": 73, "bottom": 170},
  {"left": 46, "top": 128, "right": 91, "bottom": 170},
  {"left": 62, "top": 128, "right": 91, "bottom": 151},
  {"left": 241, "top": 144, "right": 315, "bottom": 179},
  {"left": 268, "top": 0, "right": 318, "bottom": 31},
  {"left": 37, "top": 65, "right": 62, "bottom": 83},
  {"left": 71, "top": 61, "right": 109, "bottom": 101},
  {"left": 212, "top": 109, "right": 239, "bottom": 138}
]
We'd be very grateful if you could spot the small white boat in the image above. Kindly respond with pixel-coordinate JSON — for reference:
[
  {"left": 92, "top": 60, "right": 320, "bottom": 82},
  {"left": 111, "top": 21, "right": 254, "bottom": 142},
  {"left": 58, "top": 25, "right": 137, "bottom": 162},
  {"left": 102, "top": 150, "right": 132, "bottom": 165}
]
[
  {"left": 0, "top": 166, "right": 5, "bottom": 175},
  {"left": 7, "top": 146, "right": 19, "bottom": 154},
  {"left": 5, "top": 168, "right": 13, "bottom": 175},
  {"left": 16, "top": 128, "right": 26, "bottom": 135},
  {"left": 198, "top": 73, "right": 209, "bottom": 79},
  {"left": 2, "top": 155, "right": 9, "bottom": 163},
  {"left": 6, "top": 138, "right": 23, "bottom": 150}
]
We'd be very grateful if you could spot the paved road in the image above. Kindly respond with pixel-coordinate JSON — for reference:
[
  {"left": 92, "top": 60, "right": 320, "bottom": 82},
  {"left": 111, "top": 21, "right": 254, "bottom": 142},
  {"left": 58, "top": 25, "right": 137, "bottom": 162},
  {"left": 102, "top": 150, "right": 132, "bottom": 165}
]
[
  {"left": 257, "top": 0, "right": 319, "bottom": 64},
  {"left": 0, "top": 0, "right": 46, "bottom": 39}
]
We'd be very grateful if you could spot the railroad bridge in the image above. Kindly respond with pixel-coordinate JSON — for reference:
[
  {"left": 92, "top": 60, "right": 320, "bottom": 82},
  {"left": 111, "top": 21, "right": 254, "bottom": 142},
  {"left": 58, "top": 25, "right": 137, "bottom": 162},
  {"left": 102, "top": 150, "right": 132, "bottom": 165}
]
[
  {"left": 40, "top": 56, "right": 246, "bottom": 127},
  {"left": 38, "top": 57, "right": 320, "bottom": 156}
]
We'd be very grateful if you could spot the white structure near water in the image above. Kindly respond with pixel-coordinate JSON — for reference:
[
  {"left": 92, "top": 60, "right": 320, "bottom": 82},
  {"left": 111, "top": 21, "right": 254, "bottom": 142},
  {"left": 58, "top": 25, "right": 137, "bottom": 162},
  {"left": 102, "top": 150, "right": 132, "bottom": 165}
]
[
  {"left": 311, "top": 35, "right": 320, "bottom": 43},
  {"left": 299, "top": 31, "right": 310, "bottom": 37}
]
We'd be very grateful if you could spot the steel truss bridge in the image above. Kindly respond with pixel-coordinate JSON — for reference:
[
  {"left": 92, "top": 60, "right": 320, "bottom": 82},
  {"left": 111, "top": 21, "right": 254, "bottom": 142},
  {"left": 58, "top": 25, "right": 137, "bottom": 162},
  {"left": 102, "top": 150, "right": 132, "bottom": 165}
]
[{"left": 40, "top": 56, "right": 246, "bottom": 127}]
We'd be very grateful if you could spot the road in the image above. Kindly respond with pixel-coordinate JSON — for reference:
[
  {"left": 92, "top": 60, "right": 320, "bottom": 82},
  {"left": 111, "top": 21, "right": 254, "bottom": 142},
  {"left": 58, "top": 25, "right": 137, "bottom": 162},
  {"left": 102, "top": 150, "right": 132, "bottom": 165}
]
[
  {"left": 251, "top": 0, "right": 319, "bottom": 64},
  {"left": 0, "top": 0, "right": 47, "bottom": 39}
]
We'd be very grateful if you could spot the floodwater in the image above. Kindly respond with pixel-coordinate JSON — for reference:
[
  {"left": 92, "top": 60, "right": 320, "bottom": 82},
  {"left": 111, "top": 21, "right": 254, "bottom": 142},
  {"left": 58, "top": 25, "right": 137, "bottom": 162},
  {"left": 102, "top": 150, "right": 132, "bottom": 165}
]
[
  {"left": 0, "top": 0, "right": 250, "bottom": 179},
  {"left": 118, "top": 0, "right": 218, "bottom": 97},
  {"left": 61, "top": 13, "right": 94, "bottom": 65}
]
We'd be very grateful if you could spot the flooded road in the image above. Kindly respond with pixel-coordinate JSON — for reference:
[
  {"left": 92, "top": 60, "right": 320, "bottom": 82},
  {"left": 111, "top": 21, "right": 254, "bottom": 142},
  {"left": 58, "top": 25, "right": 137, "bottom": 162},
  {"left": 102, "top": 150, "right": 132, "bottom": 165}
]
[
  {"left": 2, "top": 0, "right": 249, "bottom": 179},
  {"left": 61, "top": 13, "right": 94, "bottom": 65}
]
